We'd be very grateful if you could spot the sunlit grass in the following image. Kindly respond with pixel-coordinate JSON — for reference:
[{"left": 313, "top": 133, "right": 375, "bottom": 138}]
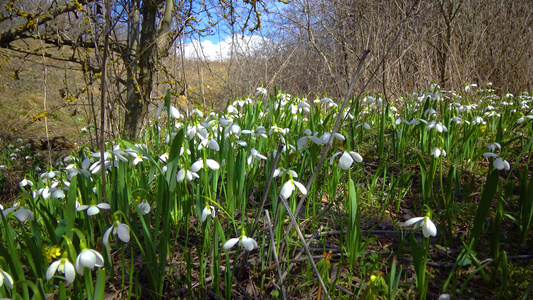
[{"left": 1, "top": 84, "right": 532, "bottom": 299}]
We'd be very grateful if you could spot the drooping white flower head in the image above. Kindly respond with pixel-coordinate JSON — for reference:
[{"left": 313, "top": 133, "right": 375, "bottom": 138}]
[
  {"left": 431, "top": 148, "right": 446, "bottom": 158},
  {"left": 329, "top": 151, "right": 363, "bottom": 170},
  {"left": 0, "top": 267, "right": 14, "bottom": 289},
  {"left": 404, "top": 216, "right": 437, "bottom": 238},
  {"left": 280, "top": 179, "right": 307, "bottom": 200},
  {"left": 137, "top": 200, "right": 151, "bottom": 215},
  {"left": 493, "top": 157, "right": 510, "bottom": 171},
  {"left": 103, "top": 220, "right": 131, "bottom": 246},
  {"left": 75, "top": 248, "right": 104, "bottom": 275},
  {"left": 223, "top": 234, "right": 258, "bottom": 251},
  {"left": 46, "top": 256, "right": 75, "bottom": 284},
  {"left": 76, "top": 202, "right": 111, "bottom": 216},
  {"left": 200, "top": 205, "right": 215, "bottom": 222}
]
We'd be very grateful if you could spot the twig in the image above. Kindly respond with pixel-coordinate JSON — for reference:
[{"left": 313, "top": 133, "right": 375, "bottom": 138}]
[
  {"left": 265, "top": 210, "right": 286, "bottom": 300},
  {"left": 279, "top": 195, "right": 330, "bottom": 300}
]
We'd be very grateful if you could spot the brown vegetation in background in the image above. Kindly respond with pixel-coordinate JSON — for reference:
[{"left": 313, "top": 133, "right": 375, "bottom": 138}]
[
  {"left": 247, "top": 0, "right": 533, "bottom": 99},
  {"left": 0, "top": 0, "right": 532, "bottom": 143}
]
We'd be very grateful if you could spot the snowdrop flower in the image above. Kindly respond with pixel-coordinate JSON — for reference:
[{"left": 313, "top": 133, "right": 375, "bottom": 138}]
[
  {"left": 472, "top": 116, "right": 486, "bottom": 125},
  {"left": 493, "top": 157, "right": 510, "bottom": 171},
  {"left": 438, "top": 294, "right": 451, "bottom": 300},
  {"left": 450, "top": 116, "right": 463, "bottom": 124},
  {"left": 431, "top": 148, "right": 446, "bottom": 158},
  {"left": 103, "top": 219, "right": 131, "bottom": 246},
  {"left": 0, "top": 267, "right": 13, "bottom": 289},
  {"left": 329, "top": 151, "right": 363, "bottom": 170},
  {"left": 425, "top": 121, "right": 447, "bottom": 132},
  {"left": 177, "top": 159, "right": 208, "bottom": 183},
  {"left": 320, "top": 132, "right": 345, "bottom": 144},
  {"left": 483, "top": 153, "right": 511, "bottom": 170},
  {"left": 76, "top": 201, "right": 111, "bottom": 216},
  {"left": 487, "top": 143, "right": 501, "bottom": 152},
  {"left": 137, "top": 199, "right": 151, "bottom": 215},
  {"left": 404, "top": 216, "right": 437, "bottom": 238},
  {"left": 226, "top": 105, "right": 239, "bottom": 115},
  {"left": 223, "top": 233, "right": 258, "bottom": 251},
  {"left": 75, "top": 246, "right": 104, "bottom": 275},
  {"left": 516, "top": 115, "right": 533, "bottom": 124},
  {"left": 1, "top": 206, "right": 34, "bottom": 222},
  {"left": 46, "top": 254, "right": 75, "bottom": 284},
  {"left": 423, "top": 108, "right": 437, "bottom": 117},
  {"left": 280, "top": 179, "right": 307, "bottom": 200},
  {"left": 200, "top": 205, "right": 215, "bottom": 222},
  {"left": 242, "top": 126, "right": 267, "bottom": 139},
  {"left": 255, "top": 87, "right": 267, "bottom": 98},
  {"left": 155, "top": 104, "right": 182, "bottom": 119},
  {"left": 19, "top": 178, "right": 33, "bottom": 188},
  {"left": 247, "top": 148, "right": 267, "bottom": 165},
  {"left": 355, "top": 123, "right": 371, "bottom": 130}
]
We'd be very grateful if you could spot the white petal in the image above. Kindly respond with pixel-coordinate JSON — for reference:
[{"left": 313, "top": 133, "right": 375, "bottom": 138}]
[
  {"left": 280, "top": 180, "right": 295, "bottom": 200},
  {"left": 223, "top": 238, "right": 240, "bottom": 250},
  {"left": 404, "top": 217, "right": 424, "bottom": 227},
  {"left": 15, "top": 208, "right": 33, "bottom": 222},
  {"left": 97, "top": 203, "right": 111, "bottom": 210},
  {"left": 102, "top": 226, "right": 113, "bottom": 246},
  {"left": 177, "top": 169, "right": 186, "bottom": 182},
  {"left": 64, "top": 261, "right": 76, "bottom": 283},
  {"left": 240, "top": 236, "right": 257, "bottom": 251},
  {"left": 206, "top": 159, "right": 220, "bottom": 170},
  {"left": 293, "top": 181, "right": 307, "bottom": 195},
  {"left": 191, "top": 160, "right": 204, "bottom": 172},
  {"left": 80, "top": 250, "right": 96, "bottom": 270},
  {"left": 1, "top": 269, "right": 13, "bottom": 289},
  {"left": 117, "top": 223, "right": 131, "bottom": 243},
  {"left": 350, "top": 152, "right": 363, "bottom": 163},
  {"left": 46, "top": 261, "right": 60, "bottom": 280},
  {"left": 483, "top": 152, "right": 498, "bottom": 158},
  {"left": 87, "top": 206, "right": 100, "bottom": 216},
  {"left": 422, "top": 218, "right": 437, "bottom": 237},
  {"left": 338, "top": 152, "right": 354, "bottom": 170}
]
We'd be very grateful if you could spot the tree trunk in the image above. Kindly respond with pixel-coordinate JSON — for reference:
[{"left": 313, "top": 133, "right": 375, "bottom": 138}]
[{"left": 124, "top": 0, "right": 160, "bottom": 139}]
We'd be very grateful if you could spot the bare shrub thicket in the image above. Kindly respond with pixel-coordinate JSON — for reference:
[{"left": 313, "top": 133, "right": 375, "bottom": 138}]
[{"left": 247, "top": 0, "right": 533, "bottom": 99}]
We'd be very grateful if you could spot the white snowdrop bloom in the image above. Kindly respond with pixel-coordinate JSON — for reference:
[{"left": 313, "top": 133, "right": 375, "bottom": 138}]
[
  {"left": 223, "top": 235, "right": 258, "bottom": 251},
  {"left": 76, "top": 202, "right": 111, "bottom": 216},
  {"left": 355, "top": 123, "right": 371, "bottom": 130},
  {"left": 329, "top": 151, "right": 363, "bottom": 170},
  {"left": 75, "top": 248, "right": 104, "bottom": 275},
  {"left": 320, "top": 132, "right": 345, "bottom": 144},
  {"left": 200, "top": 205, "right": 215, "bottom": 222},
  {"left": 472, "top": 116, "right": 486, "bottom": 125},
  {"left": 137, "top": 199, "right": 151, "bottom": 215},
  {"left": 103, "top": 220, "right": 131, "bottom": 246},
  {"left": 493, "top": 158, "right": 510, "bottom": 171},
  {"left": 226, "top": 105, "right": 239, "bottom": 115},
  {"left": 431, "top": 148, "right": 446, "bottom": 158},
  {"left": 280, "top": 179, "right": 307, "bottom": 200},
  {"left": 450, "top": 116, "right": 463, "bottom": 124},
  {"left": 487, "top": 143, "right": 501, "bottom": 152},
  {"left": 155, "top": 105, "right": 182, "bottom": 119},
  {"left": 46, "top": 257, "right": 75, "bottom": 284},
  {"left": 1, "top": 207, "right": 34, "bottom": 222},
  {"left": 516, "top": 115, "right": 533, "bottom": 124},
  {"left": 255, "top": 87, "right": 267, "bottom": 98},
  {"left": 19, "top": 178, "right": 33, "bottom": 188},
  {"left": 0, "top": 267, "right": 14, "bottom": 289},
  {"left": 425, "top": 121, "right": 447, "bottom": 132},
  {"left": 424, "top": 108, "right": 437, "bottom": 117},
  {"left": 247, "top": 148, "right": 267, "bottom": 165},
  {"left": 404, "top": 216, "right": 437, "bottom": 238}
]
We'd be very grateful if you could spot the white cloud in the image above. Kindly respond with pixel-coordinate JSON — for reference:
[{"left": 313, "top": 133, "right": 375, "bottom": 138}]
[{"left": 181, "top": 35, "right": 267, "bottom": 61}]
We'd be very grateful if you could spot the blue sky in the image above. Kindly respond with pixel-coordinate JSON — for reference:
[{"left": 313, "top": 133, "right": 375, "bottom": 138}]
[{"left": 181, "top": 1, "right": 288, "bottom": 60}]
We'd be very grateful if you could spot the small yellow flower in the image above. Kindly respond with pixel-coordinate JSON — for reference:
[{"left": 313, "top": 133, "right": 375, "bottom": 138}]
[{"left": 43, "top": 245, "right": 62, "bottom": 263}]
